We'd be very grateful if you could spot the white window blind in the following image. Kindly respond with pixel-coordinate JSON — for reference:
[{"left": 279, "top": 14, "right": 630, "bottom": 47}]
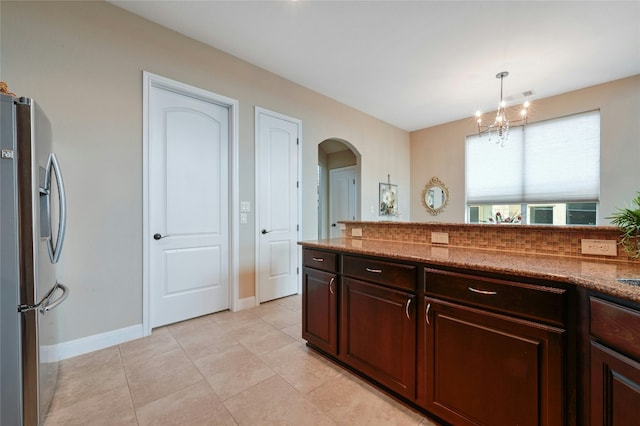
[{"left": 466, "top": 110, "right": 600, "bottom": 204}]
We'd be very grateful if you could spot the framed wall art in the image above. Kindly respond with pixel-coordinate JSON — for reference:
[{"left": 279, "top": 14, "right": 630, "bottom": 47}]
[{"left": 379, "top": 182, "right": 398, "bottom": 217}]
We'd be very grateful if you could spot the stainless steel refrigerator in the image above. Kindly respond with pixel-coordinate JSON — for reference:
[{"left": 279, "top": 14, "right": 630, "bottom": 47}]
[{"left": 1, "top": 93, "right": 68, "bottom": 425}]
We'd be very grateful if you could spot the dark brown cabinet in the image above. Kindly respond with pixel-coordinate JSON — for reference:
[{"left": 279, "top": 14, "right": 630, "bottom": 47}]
[
  {"left": 339, "top": 254, "right": 417, "bottom": 399},
  {"left": 420, "top": 268, "right": 567, "bottom": 426},
  {"left": 301, "top": 248, "right": 419, "bottom": 400},
  {"left": 300, "top": 247, "right": 586, "bottom": 424},
  {"left": 302, "top": 249, "right": 338, "bottom": 355},
  {"left": 340, "top": 277, "right": 416, "bottom": 399},
  {"left": 590, "top": 342, "right": 640, "bottom": 425},
  {"left": 589, "top": 296, "right": 640, "bottom": 425}
]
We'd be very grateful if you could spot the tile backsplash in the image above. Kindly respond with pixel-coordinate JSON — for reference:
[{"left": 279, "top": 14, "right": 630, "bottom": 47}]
[{"left": 341, "top": 221, "right": 637, "bottom": 262}]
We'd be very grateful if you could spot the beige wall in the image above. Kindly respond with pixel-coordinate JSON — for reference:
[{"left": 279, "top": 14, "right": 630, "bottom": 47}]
[
  {"left": 410, "top": 75, "right": 640, "bottom": 224},
  {"left": 1, "top": 1, "right": 410, "bottom": 343}
]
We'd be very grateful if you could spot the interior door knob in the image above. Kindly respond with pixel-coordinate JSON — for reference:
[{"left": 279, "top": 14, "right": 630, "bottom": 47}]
[
  {"left": 153, "top": 233, "right": 163, "bottom": 240},
  {"left": 261, "top": 229, "right": 270, "bottom": 235}
]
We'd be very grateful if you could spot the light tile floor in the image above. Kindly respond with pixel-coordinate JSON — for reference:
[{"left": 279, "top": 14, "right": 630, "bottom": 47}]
[{"left": 44, "top": 295, "right": 441, "bottom": 425}]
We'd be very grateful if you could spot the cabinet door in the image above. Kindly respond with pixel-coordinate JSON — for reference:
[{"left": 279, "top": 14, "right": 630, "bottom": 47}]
[
  {"left": 340, "top": 277, "right": 416, "bottom": 399},
  {"left": 422, "top": 297, "right": 565, "bottom": 426},
  {"left": 302, "top": 267, "right": 338, "bottom": 355},
  {"left": 590, "top": 341, "right": 640, "bottom": 426}
]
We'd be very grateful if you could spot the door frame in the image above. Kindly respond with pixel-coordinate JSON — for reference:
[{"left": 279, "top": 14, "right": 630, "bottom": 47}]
[
  {"left": 254, "top": 106, "right": 302, "bottom": 303},
  {"left": 142, "top": 71, "right": 240, "bottom": 336},
  {"left": 317, "top": 139, "right": 362, "bottom": 238}
]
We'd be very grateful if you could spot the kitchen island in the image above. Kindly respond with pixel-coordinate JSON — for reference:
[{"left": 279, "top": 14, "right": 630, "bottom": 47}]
[{"left": 299, "top": 230, "right": 640, "bottom": 426}]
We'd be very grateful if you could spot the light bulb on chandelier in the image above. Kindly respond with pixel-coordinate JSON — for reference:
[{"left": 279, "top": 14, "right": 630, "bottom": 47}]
[{"left": 475, "top": 71, "right": 531, "bottom": 147}]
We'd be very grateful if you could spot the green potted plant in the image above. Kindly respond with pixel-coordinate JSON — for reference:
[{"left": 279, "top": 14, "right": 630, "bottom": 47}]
[{"left": 608, "top": 192, "right": 640, "bottom": 258}]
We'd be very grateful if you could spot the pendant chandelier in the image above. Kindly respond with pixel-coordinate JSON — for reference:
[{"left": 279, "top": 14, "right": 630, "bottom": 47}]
[{"left": 475, "top": 71, "right": 531, "bottom": 147}]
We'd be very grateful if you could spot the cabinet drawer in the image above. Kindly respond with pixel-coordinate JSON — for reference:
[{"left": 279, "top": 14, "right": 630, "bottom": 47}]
[
  {"left": 425, "top": 268, "right": 566, "bottom": 326},
  {"left": 342, "top": 255, "right": 416, "bottom": 291},
  {"left": 590, "top": 297, "right": 640, "bottom": 361},
  {"left": 303, "top": 249, "right": 338, "bottom": 273}
]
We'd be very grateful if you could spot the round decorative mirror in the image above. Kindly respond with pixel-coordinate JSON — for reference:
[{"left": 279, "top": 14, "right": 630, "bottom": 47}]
[{"left": 422, "top": 176, "right": 449, "bottom": 216}]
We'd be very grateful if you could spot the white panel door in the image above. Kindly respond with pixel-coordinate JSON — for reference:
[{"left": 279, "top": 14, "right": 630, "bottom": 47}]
[
  {"left": 149, "top": 86, "right": 229, "bottom": 328},
  {"left": 329, "top": 166, "right": 357, "bottom": 238},
  {"left": 256, "top": 109, "right": 299, "bottom": 303}
]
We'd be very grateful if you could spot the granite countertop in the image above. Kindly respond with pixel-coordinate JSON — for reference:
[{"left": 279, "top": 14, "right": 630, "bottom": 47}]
[{"left": 299, "top": 238, "right": 640, "bottom": 304}]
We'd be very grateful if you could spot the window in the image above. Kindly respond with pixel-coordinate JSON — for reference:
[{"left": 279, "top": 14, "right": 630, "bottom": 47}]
[
  {"left": 466, "top": 110, "right": 600, "bottom": 225},
  {"left": 469, "top": 206, "right": 480, "bottom": 223},
  {"left": 566, "top": 202, "right": 597, "bottom": 225},
  {"left": 530, "top": 205, "right": 553, "bottom": 224}
]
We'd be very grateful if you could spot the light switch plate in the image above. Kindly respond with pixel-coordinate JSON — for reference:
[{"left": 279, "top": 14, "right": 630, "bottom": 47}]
[
  {"left": 431, "top": 232, "right": 449, "bottom": 244},
  {"left": 240, "top": 201, "right": 250, "bottom": 212},
  {"left": 581, "top": 239, "right": 617, "bottom": 256}
]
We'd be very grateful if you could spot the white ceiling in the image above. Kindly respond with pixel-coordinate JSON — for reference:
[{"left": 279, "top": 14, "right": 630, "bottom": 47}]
[{"left": 110, "top": 0, "right": 640, "bottom": 132}]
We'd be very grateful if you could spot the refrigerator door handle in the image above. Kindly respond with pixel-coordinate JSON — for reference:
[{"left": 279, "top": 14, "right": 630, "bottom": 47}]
[
  {"left": 40, "top": 282, "right": 69, "bottom": 314},
  {"left": 45, "top": 153, "right": 67, "bottom": 264},
  {"left": 18, "top": 282, "right": 69, "bottom": 314}
]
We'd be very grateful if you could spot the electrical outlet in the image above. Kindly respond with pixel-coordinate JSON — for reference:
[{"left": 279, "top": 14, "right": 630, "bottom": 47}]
[
  {"left": 431, "top": 232, "right": 449, "bottom": 245},
  {"left": 581, "top": 239, "right": 617, "bottom": 256},
  {"left": 351, "top": 228, "right": 363, "bottom": 237}
]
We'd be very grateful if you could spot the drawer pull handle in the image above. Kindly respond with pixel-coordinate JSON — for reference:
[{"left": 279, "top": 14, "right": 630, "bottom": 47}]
[
  {"left": 312, "top": 257, "right": 324, "bottom": 262},
  {"left": 405, "top": 298, "right": 412, "bottom": 319},
  {"left": 468, "top": 287, "right": 497, "bottom": 296},
  {"left": 366, "top": 268, "right": 382, "bottom": 274},
  {"left": 329, "top": 277, "right": 335, "bottom": 295},
  {"left": 425, "top": 303, "right": 431, "bottom": 325}
]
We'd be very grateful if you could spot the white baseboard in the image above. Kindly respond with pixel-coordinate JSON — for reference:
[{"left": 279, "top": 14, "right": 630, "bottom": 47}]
[
  {"left": 235, "top": 296, "right": 257, "bottom": 311},
  {"left": 41, "top": 297, "right": 259, "bottom": 362},
  {"left": 40, "top": 324, "right": 144, "bottom": 362}
]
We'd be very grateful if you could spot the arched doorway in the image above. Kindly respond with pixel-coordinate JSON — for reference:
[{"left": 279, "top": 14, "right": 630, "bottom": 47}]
[{"left": 318, "top": 139, "right": 361, "bottom": 239}]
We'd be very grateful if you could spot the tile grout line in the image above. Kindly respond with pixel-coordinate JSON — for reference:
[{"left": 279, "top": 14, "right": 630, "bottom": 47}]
[{"left": 117, "top": 344, "right": 141, "bottom": 426}]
